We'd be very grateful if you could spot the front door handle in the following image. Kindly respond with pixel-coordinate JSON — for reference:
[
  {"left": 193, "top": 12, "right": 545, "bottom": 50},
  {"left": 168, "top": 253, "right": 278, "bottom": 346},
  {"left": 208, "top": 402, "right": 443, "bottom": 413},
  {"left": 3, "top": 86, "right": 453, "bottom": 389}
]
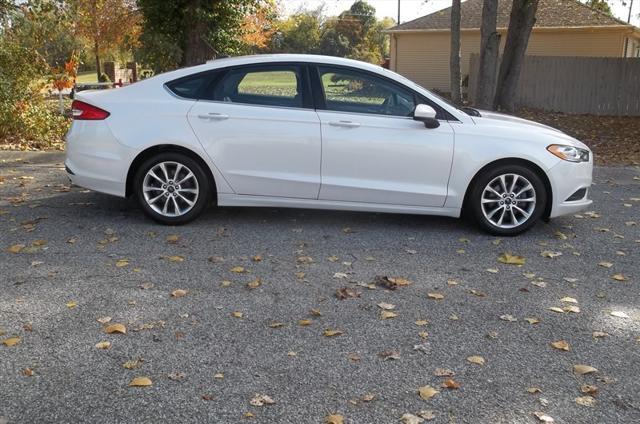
[
  {"left": 197, "top": 112, "right": 229, "bottom": 120},
  {"left": 329, "top": 120, "right": 360, "bottom": 128}
]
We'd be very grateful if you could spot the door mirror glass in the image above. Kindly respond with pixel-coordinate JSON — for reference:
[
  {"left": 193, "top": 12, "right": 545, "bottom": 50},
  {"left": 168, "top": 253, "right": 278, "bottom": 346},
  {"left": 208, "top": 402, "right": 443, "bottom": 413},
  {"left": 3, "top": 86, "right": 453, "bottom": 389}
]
[{"left": 413, "top": 104, "right": 439, "bottom": 128}]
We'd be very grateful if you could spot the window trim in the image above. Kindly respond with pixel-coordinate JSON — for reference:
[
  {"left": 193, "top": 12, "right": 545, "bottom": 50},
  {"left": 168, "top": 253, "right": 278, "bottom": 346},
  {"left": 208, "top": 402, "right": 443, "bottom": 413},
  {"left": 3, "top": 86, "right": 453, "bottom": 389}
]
[{"left": 309, "top": 64, "right": 456, "bottom": 121}]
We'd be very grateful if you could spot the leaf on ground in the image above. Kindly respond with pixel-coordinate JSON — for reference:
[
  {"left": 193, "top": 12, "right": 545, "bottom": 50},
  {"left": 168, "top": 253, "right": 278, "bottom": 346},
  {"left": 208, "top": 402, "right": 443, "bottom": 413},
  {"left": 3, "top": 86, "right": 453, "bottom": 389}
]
[
  {"left": 525, "top": 317, "right": 540, "bottom": 324},
  {"left": 434, "top": 368, "right": 455, "bottom": 377},
  {"left": 7, "top": 244, "right": 25, "bottom": 254},
  {"left": 575, "top": 396, "right": 596, "bottom": 407},
  {"left": 486, "top": 268, "right": 499, "bottom": 274},
  {"left": 548, "top": 307, "right": 565, "bottom": 314},
  {"left": 104, "top": 323, "right": 127, "bottom": 334},
  {"left": 574, "top": 364, "right": 598, "bottom": 375},
  {"left": 95, "top": 341, "right": 111, "bottom": 349},
  {"left": 592, "top": 331, "right": 609, "bottom": 338},
  {"left": 379, "top": 350, "right": 400, "bottom": 360},
  {"left": 123, "top": 358, "right": 143, "bottom": 369},
  {"left": 467, "top": 355, "right": 485, "bottom": 365},
  {"left": 498, "top": 252, "right": 525, "bottom": 265},
  {"left": 527, "top": 387, "right": 542, "bottom": 394},
  {"left": 427, "top": 292, "right": 444, "bottom": 300},
  {"left": 97, "top": 316, "right": 112, "bottom": 324},
  {"left": 540, "top": 250, "right": 562, "bottom": 258},
  {"left": 250, "top": 394, "right": 275, "bottom": 406},
  {"left": 418, "top": 386, "right": 439, "bottom": 400},
  {"left": 115, "top": 259, "right": 129, "bottom": 267},
  {"left": 129, "top": 376, "right": 152, "bottom": 387},
  {"left": 166, "top": 234, "right": 179, "bottom": 243},
  {"left": 380, "top": 310, "right": 398, "bottom": 320},
  {"left": 581, "top": 384, "right": 598, "bottom": 395},
  {"left": 415, "top": 319, "right": 429, "bottom": 326},
  {"left": 231, "top": 311, "right": 244, "bottom": 318},
  {"left": 533, "top": 412, "right": 555, "bottom": 422},
  {"left": 560, "top": 297, "right": 578, "bottom": 304},
  {"left": 598, "top": 261, "right": 613, "bottom": 268},
  {"left": 611, "top": 274, "right": 628, "bottom": 281},
  {"left": 66, "top": 301, "right": 77, "bottom": 309},
  {"left": 563, "top": 305, "right": 580, "bottom": 313},
  {"left": 325, "top": 414, "right": 344, "bottom": 424},
  {"left": 610, "top": 310, "right": 629, "bottom": 318},
  {"left": 500, "top": 314, "right": 517, "bottom": 322},
  {"left": 247, "top": 278, "right": 261, "bottom": 289},
  {"left": 374, "top": 276, "right": 412, "bottom": 289},
  {"left": 2, "top": 336, "right": 21, "bottom": 347},
  {"left": 166, "top": 255, "right": 184, "bottom": 263},
  {"left": 333, "top": 272, "right": 348, "bottom": 279},
  {"left": 171, "top": 289, "right": 188, "bottom": 298},
  {"left": 551, "top": 340, "right": 570, "bottom": 351},
  {"left": 323, "top": 329, "right": 343, "bottom": 337},
  {"left": 335, "top": 287, "right": 360, "bottom": 300},
  {"left": 400, "top": 413, "right": 424, "bottom": 424},
  {"left": 377, "top": 302, "right": 396, "bottom": 310},
  {"left": 441, "top": 378, "right": 460, "bottom": 389}
]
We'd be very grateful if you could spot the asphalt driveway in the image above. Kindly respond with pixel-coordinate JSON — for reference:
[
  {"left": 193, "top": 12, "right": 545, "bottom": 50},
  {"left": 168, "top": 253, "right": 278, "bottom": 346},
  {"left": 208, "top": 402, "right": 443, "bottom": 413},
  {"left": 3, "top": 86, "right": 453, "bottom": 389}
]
[{"left": 1, "top": 151, "right": 639, "bottom": 424}]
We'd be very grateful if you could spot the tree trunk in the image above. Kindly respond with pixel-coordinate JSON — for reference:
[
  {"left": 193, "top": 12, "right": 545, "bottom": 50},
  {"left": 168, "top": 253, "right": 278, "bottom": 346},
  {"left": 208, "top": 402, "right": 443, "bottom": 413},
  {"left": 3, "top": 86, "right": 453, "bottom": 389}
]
[
  {"left": 493, "top": 0, "right": 539, "bottom": 112},
  {"left": 475, "top": 0, "right": 500, "bottom": 109},
  {"left": 449, "top": 0, "right": 462, "bottom": 105},
  {"left": 94, "top": 39, "right": 101, "bottom": 81},
  {"left": 181, "top": 0, "right": 213, "bottom": 66}
]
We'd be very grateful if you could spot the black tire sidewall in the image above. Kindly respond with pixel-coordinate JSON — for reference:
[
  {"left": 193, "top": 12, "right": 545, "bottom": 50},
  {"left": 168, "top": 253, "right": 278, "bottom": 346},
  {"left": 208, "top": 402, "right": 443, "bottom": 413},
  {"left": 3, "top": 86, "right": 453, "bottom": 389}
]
[
  {"left": 470, "top": 164, "right": 547, "bottom": 236},
  {"left": 134, "top": 152, "right": 211, "bottom": 225}
]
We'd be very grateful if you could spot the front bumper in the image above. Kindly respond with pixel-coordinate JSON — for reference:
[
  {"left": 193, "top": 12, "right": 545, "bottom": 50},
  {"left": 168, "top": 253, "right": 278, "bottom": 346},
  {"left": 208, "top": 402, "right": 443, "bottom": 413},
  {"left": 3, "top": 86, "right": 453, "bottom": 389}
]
[{"left": 547, "top": 157, "right": 593, "bottom": 218}]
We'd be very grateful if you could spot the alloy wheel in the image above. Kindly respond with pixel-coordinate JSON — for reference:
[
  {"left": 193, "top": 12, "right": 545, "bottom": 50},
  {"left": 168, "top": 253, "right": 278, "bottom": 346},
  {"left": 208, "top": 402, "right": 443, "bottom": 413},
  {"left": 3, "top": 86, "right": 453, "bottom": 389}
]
[
  {"left": 142, "top": 161, "right": 199, "bottom": 217},
  {"left": 481, "top": 173, "right": 537, "bottom": 229}
]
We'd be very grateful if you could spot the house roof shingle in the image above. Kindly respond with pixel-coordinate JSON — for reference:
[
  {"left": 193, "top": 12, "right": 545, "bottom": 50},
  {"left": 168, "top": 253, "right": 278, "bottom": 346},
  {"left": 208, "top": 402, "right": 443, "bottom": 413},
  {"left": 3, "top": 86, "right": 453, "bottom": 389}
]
[{"left": 389, "top": 0, "right": 632, "bottom": 32}]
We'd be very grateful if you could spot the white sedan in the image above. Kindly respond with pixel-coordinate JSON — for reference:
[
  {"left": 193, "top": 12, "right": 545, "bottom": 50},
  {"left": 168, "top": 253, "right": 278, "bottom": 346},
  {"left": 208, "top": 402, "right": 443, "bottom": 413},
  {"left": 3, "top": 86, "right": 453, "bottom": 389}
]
[{"left": 65, "top": 54, "right": 592, "bottom": 235}]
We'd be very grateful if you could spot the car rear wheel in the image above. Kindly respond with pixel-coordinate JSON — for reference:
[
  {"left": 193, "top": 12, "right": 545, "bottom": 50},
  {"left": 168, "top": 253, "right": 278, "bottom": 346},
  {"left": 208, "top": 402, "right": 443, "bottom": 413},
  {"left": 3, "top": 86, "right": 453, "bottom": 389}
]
[
  {"left": 469, "top": 164, "right": 547, "bottom": 236},
  {"left": 134, "top": 152, "right": 211, "bottom": 225}
]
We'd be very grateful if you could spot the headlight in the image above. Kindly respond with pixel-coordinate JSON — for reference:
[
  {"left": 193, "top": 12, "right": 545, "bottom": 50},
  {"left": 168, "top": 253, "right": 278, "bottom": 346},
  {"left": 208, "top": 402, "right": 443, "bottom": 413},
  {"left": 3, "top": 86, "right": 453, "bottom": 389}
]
[{"left": 547, "top": 144, "right": 590, "bottom": 163}]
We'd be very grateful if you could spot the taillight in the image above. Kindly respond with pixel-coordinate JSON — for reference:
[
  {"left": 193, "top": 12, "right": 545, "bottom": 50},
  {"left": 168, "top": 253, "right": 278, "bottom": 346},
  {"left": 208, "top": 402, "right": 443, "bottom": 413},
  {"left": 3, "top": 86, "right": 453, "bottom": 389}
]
[{"left": 71, "top": 100, "right": 110, "bottom": 120}]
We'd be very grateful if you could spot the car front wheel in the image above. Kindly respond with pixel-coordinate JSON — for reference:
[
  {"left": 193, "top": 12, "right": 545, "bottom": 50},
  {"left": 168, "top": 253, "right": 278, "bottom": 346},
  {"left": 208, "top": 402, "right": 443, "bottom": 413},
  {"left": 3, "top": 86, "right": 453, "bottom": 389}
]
[
  {"left": 134, "top": 152, "right": 211, "bottom": 225},
  {"left": 470, "top": 164, "right": 547, "bottom": 236}
]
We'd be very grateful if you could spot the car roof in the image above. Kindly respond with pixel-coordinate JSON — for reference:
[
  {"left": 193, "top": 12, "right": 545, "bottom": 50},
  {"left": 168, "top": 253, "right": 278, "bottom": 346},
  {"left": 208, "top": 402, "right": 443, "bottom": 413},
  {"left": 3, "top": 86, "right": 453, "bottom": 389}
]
[{"left": 152, "top": 54, "right": 388, "bottom": 83}]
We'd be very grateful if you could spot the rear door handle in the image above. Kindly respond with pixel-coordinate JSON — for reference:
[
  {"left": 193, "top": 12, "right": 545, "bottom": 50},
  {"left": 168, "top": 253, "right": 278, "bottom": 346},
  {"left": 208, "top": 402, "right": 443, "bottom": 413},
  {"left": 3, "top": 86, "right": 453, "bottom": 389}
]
[
  {"left": 197, "top": 112, "right": 229, "bottom": 120},
  {"left": 329, "top": 120, "right": 360, "bottom": 128}
]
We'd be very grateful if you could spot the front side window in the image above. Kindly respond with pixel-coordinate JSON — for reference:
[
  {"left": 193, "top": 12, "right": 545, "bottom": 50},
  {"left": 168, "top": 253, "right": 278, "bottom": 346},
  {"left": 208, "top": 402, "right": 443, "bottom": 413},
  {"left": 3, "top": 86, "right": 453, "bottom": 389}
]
[
  {"left": 213, "top": 66, "right": 304, "bottom": 108},
  {"left": 318, "top": 66, "right": 416, "bottom": 117}
]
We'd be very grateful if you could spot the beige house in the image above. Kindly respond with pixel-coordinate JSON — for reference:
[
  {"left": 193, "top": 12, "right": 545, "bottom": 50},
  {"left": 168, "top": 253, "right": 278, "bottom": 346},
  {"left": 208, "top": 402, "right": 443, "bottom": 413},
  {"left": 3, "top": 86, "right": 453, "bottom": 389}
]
[{"left": 387, "top": 0, "right": 640, "bottom": 92}]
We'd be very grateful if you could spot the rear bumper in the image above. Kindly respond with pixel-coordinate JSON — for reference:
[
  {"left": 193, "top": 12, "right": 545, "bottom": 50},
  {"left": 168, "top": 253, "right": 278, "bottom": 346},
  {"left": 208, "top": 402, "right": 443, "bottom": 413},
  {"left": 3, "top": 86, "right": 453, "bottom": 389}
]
[
  {"left": 65, "top": 120, "right": 132, "bottom": 197},
  {"left": 548, "top": 157, "right": 593, "bottom": 218}
]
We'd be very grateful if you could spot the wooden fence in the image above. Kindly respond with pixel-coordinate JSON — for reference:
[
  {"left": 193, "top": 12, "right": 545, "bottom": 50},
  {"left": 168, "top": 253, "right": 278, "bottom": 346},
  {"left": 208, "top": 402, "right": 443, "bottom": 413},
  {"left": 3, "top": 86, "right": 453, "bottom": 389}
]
[{"left": 468, "top": 54, "right": 640, "bottom": 116}]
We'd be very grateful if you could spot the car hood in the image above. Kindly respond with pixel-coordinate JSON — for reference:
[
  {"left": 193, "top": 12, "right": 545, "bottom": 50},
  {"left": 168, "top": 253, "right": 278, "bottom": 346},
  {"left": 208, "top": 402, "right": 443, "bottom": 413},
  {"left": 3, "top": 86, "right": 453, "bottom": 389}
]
[{"left": 470, "top": 110, "right": 588, "bottom": 149}]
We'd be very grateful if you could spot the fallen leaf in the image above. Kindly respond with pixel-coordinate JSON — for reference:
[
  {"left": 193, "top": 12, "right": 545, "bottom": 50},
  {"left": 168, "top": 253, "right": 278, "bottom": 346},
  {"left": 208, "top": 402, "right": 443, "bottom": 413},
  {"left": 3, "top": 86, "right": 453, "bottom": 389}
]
[
  {"left": 427, "top": 292, "right": 444, "bottom": 300},
  {"left": 533, "top": 412, "right": 555, "bottom": 422},
  {"left": 2, "top": 336, "right": 21, "bottom": 347},
  {"left": 434, "top": 368, "right": 455, "bottom": 377},
  {"left": 610, "top": 310, "right": 629, "bottom": 318},
  {"left": 296, "top": 256, "right": 313, "bottom": 264},
  {"left": 540, "top": 250, "right": 562, "bottom": 258},
  {"left": 333, "top": 272, "right": 348, "bottom": 279},
  {"left": 417, "top": 410, "right": 436, "bottom": 420},
  {"left": 201, "top": 394, "right": 215, "bottom": 401},
  {"left": 166, "top": 255, "right": 184, "bottom": 263},
  {"left": 500, "top": 314, "right": 517, "bottom": 322},
  {"left": 598, "top": 261, "right": 613, "bottom": 268},
  {"left": 168, "top": 372, "right": 186, "bottom": 381},
  {"left": 104, "top": 323, "right": 127, "bottom": 334},
  {"left": 525, "top": 317, "right": 540, "bottom": 324},
  {"left": 214, "top": 372, "right": 224, "bottom": 379},
  {"left": 592, "top": 331, "right": 609, "bottom": 338},
  {"left": 548, "top": 307, "right": 565, "bottom": 314},
  {"left": 66, "top": 301, "right": 77, "bottom": 309},
  {"left": 418, "top": 386, "right": 439, "bottom": 400},
  {"left": 21, "top": 368, "right": 34, "bottom": 377},
  {"left": 171, "top": 289, "right": 188, "bottom": 298},
  {"left": 415, "top": 319, "right": 429, "bottom": 326},
  {"left": 247, "top": 278, "right": 262, "bottom": 289},
  {"left": 7, "top": 244, "right": 25, "bottom": 254},
  {"left": 115, "top": 259, "right": 129, "bottom": 267},
  {"left": 379, "top": 350, "right": 400, "bottom": 360},
  {"left": 498, "top": 252, "right": 525, "bottom": 265},
  {"left": 97, "top": 316, "right": 112, "bottom": 324},
  {"left": 574, "top": 364, "right": 598, "bottom": 375},
  {"left": 441, "top": 378, "right": 460, "bottom": 389},
  {"left": 560, "top": 297, "right": 577, "bottom": 304},
  {"left": 581, "top": 384, "right": 598, "bottom": 395},
  {"left": 575, "top": 396, "right": 596, "bottom": 407},
  {"left": 250, "top": 394, "right": 275, "bottom": 406},
  {"left": 486, "top": 268, "right": 499, "bottom": 274},
  {"left": 377, "top": 302, "right": 396, "bottom": 310},
  {"left": 400, "top": 413, "right": 424, "bottom": 424},
  {"left": 166, "top": 234, "right": 179, "bottom": 243},
  {"left": 611, "top": 274, "right": 628, "bottom": 282},
  {"left": 551, "top": 340, "right": 570, "bottom": 351},
  {"left": 95, "top": 341, "right": 111, "bottom": 349},
  {"left": 231, "top": 311, "right": 243, "bottom": 318},
  {"left": 380, "top": 310, "right": 398, "bottom": 320},
  {"left": 323, "top": 329, "right": 343, "bottom": 337},
  {"left": 123, "top": 358, "right": 143, "bottom": 369},
  {"left": 335, "top": 287, "right": 360, "bottom": 300},
  {"left": 129, "top": 376, "right": 152, "bottom": 387},
  {"left": 325, "top": 414, "right": 344, "bottom": 424},
  {"left": 467, "top": 355, "right": 485, "bottom": 365},
  {"left": 563, "top": 305, "right": 580, "bottom": 313},
  {"left": 527, "top": 387, "right": 542, "bottom": 394}
]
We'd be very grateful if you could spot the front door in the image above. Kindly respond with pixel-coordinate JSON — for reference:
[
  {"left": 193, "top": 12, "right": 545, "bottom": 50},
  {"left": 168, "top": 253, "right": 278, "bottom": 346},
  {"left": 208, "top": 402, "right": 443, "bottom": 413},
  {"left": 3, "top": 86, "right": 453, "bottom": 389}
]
[
  {"left": 314, "top": 65, "right": 455, "bottom": 207},
  {"left": 188, "top": 64, "right": 321, "bottom": 199}
]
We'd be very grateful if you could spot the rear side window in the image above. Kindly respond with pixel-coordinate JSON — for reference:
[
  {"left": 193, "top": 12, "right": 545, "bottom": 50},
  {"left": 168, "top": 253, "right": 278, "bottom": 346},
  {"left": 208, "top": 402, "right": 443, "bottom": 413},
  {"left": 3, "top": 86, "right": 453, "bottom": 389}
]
[
  {"left": 212, "top": 66, "right": 304, "bottom": 108},
  {"left": 166, "top": 73, "right": 211, "bottom": 99}
]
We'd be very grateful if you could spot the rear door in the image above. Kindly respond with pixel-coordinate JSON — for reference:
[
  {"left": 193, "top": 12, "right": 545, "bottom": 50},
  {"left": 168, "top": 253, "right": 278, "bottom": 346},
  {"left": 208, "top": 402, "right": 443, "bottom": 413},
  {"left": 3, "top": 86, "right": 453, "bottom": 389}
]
[{"left": 187, "top": 64, "right": 321, "bottom": 199}]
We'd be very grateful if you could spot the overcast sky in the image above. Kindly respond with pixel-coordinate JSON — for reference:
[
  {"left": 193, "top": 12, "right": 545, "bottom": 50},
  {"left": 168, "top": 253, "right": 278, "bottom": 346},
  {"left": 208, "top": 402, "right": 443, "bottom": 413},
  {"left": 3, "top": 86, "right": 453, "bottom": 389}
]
[{"left": 281, "top": 0, "right": 640, "bottom": 26}]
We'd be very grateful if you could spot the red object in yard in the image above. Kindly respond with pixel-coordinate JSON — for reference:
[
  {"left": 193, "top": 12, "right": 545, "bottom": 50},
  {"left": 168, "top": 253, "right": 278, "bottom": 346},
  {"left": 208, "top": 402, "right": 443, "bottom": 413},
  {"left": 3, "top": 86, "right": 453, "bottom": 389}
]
[{"left": 71, "top": 100, "right": 110, "bottom": 120}]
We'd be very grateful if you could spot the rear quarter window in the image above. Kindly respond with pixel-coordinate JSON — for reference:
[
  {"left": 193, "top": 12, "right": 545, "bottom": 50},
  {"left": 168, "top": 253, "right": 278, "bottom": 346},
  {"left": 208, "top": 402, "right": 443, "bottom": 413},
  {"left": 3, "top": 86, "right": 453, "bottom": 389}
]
[{"left": 166, "top": 73, "right": 214, "bottom": 99}]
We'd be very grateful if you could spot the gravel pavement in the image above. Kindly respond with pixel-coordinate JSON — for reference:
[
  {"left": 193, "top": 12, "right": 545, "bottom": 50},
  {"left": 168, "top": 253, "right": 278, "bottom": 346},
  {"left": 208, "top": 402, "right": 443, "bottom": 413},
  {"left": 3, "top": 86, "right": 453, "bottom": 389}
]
[{"left": 1, "top": 151, "right": 639, "bottom": 424}]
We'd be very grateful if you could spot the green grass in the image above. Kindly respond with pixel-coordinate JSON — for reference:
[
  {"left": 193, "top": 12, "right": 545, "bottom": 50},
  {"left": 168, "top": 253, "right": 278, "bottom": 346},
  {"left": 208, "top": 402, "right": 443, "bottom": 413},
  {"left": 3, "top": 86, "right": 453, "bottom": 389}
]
[{"left": 76, "top": 71, "right": 98, "bottom": 84}]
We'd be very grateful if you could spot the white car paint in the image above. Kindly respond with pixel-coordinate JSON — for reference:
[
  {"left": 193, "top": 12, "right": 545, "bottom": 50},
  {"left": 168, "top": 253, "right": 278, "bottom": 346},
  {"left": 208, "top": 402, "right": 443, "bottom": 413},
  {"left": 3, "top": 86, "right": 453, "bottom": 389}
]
[{"left": 65, "top": 54, "right": 593, "bottom": 226}]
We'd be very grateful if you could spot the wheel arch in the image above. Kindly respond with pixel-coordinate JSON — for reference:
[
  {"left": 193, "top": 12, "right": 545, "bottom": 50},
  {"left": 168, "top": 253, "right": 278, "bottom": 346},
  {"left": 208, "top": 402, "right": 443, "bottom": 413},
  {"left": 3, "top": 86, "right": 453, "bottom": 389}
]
[
  {"left": 461, "top": 158, "right": 553, "bottom": 220},
  {"left": 126, "top": 144, "right": 217, "bottom": 203}
]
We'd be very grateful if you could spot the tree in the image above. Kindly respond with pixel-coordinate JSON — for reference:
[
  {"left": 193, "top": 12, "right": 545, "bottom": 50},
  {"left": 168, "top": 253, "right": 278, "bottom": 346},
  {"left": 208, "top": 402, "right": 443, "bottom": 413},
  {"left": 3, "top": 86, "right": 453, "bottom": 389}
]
[
  {"left": 449, "top": 0, "right": 462, "bottom": 104},
  {"left": 584, "top": 0, "right": 613, "bottom": 15},
  {"left": 137, "top": 0, "right": 260, "bottom": 71},
  {"left": 271, "top": 10, "right": 323, "bottom": 54},
  {"left": 475, "top": 0, "right": 500, "bottom": 109},
  {"left": 493, "top": 0, "right": 540, "bottom": 111},
  {"left": 74, "top": 0, "right": 139, "bottom": 80},
  {"left": 241, "top": 0, "right": 277, "bottom": 53}
]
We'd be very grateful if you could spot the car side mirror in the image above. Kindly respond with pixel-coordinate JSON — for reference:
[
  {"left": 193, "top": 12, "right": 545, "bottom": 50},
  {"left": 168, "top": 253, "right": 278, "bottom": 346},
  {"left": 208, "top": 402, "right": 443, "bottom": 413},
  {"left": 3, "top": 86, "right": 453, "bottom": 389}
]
[{"left": 413, "top": 104, "right": 440, "bottom": 129}]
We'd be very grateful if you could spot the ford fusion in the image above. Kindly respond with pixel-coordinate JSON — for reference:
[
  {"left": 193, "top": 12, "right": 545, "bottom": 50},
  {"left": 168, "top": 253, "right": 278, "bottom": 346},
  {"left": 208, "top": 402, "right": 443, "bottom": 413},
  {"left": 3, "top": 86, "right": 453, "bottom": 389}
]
[{"left": 65, "top": 54, "right": 592, "bottom": 235}]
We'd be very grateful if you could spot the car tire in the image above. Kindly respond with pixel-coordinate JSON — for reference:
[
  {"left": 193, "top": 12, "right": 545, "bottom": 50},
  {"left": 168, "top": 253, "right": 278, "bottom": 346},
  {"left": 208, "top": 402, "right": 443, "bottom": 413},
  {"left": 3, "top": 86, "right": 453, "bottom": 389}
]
[
  {"left": 134, "top": 152, "right": 212, "bottom": 225},
  {"left": 469, "top": 164, "right": 547, "bottom": 236}
]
